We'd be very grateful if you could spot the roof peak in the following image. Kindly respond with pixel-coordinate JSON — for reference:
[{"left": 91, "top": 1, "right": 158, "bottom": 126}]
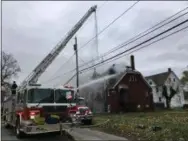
[
  {"left": 145, "top": 71, "right": 170, "bottom": 78},
  {"left": 145, "top": 69, "right": 173, "bottom": 86}
]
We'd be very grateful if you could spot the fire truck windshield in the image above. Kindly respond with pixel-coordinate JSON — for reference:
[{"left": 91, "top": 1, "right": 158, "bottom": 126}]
[
  {"left": 55, "top": 89, "right": 74, "bottom": 103},
  {"left": 27, "top": 88, "right": 54, "bottom": 103},
  {"left": 77, "top": 98, "right": 86, "bottom": 106}
]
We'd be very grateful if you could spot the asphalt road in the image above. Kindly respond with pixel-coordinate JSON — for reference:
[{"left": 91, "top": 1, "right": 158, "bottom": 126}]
[
  {"left": 1, "top": 125, "right": 74, "bottom": 141},
  {"left": 1, "top": 124, "right": 128, "bottom": 141}
]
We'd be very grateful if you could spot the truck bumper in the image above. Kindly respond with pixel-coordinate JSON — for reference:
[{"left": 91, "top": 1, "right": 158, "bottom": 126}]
[
  {"left": 21, "top": 124, "right": 60, "bottom": 135},
  {"left": 77, "top": 115, "right": 93, "bottom": 121}
]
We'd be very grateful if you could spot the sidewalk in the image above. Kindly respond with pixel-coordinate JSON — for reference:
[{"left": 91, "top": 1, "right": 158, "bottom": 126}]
[{"left": 65, "top": 127, "right": 128, "bottom": 140}]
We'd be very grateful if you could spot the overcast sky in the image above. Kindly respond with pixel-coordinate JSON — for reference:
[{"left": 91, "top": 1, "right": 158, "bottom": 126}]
[{"left": 2, "top": 1, "right": 188, "bottom": 87}]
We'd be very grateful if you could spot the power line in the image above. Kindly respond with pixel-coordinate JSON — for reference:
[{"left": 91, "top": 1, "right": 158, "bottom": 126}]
[
  {"left": 42, "top": 7, "right": 188, "bottom": 85},
  {"left": 43, "top": 17, "right": 188, "bottom": 85},
  {"left": 42, "top": 1, "right": 139, "bottom": 83},
  {"left": 40, "top": 53, "right": 75, "bottom": 84},
  {"left": 60, "top": 1, "right": 139, "bottom": 71},
  {"left": 65, "top": 9, "right": 188, "bottom": 74},
  {"left": 101, "top": 7, "right": 188, "bottom": 57},
  {"left": 62, "top": 24, "right": 188, "bottom": 85},
  {"left": 97, "top": 1, "right": 108, "bottom": 11},
  {"left": 80, "top": 19, "right": 188, "bottom": 72},
  {"left": 77, "top": 1, "right": 139, "bottom": 51},
  {"left": 75, "top": 7, "right": 188, "bottom": 68},
  {"left": 77, "top": 1, "right": 108, "bottom": 34}
]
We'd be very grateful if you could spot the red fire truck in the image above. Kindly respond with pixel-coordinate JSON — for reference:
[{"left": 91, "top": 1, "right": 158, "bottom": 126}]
[{"left": 3, "top": 84, "right": 93, "bottom": 138}]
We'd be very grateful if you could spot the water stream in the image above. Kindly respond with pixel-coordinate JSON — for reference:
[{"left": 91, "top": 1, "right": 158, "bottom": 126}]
[{"left": 76, "top": 74, "right": 118, "bottom": 90}]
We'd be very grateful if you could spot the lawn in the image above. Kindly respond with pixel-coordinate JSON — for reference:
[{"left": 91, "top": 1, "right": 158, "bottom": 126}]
[{"left": 91, "top": 110, "right": 188, "bottom": 141}]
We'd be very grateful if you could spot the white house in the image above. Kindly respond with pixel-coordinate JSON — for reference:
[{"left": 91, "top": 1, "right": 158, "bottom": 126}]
[{"left": 145, "top": 68, "right": 185, "bottom": 108}]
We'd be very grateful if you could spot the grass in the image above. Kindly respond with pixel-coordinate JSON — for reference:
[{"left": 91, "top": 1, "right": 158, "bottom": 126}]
[{"left": 91, "top": 110, "right": 188, "bottom": 141}]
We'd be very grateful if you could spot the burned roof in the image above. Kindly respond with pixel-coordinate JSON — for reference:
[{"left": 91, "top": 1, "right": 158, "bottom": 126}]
[{"left": 145, "top": 71, "right": 170, "bottom": 86}]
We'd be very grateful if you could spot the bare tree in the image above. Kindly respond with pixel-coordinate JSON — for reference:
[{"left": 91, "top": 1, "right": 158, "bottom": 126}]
[
  {"left": 1, "top": 51, "right": 21, "bottom": 86},
  {"left": 162, "top": 85, "right": 178, "bottom": 109}
]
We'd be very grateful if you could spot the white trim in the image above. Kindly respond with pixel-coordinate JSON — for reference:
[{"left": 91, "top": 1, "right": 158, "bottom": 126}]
[{"left": 27, "top": 103, "right": 76, "bottom": 108}]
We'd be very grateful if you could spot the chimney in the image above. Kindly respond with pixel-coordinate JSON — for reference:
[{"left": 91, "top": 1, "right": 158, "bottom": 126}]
[
  {"left": 130, "top": 55, "right": 135, "bottom": 70},
  {"left": 168, "top": 68, "right": 171, "bottom": 73}
]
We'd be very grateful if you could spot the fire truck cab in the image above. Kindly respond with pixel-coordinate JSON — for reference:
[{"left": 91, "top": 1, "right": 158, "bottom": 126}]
[{"left": 63, "top": 85, "right": 93, "bottom": 125}]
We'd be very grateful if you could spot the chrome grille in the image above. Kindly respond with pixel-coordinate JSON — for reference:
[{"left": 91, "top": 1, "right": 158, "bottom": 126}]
[{"left": 79, "top": 108, "right": 87, "bottom": 115}]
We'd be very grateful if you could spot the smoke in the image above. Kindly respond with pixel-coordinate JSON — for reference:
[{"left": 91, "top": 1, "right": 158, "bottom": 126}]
[
  {"left": 77, "top": 74, "right": 118, "bottom": 90},
  {"left": 78, "top": 62, "right": 128, "bottom": 86}
]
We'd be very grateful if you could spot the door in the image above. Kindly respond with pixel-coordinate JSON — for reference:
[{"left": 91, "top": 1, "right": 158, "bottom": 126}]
[
  {"left": 107, "top": 89, "right": 118, "bottom": 113},
  {"left": 119, "top": 88, "right": 129, "bottom": 112}
]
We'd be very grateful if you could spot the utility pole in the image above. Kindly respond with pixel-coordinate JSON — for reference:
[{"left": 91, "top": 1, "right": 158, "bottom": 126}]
[{"left": 74, "top": 37, "right": 79, "bottom": 95}]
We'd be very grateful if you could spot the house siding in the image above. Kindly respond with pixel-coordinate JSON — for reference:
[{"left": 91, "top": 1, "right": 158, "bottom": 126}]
[
  {"left": 147, "top": 71, "right": 185, "bottom": 108},
  {"left": 112, "top": 73, "right": 153, "bottom": 112},
  {"left": 164, "top": 72, "right": 184, "bottom": 107}
]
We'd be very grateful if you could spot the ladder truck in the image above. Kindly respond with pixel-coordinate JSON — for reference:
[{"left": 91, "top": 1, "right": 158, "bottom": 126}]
[{"left": 3, "top": 5, "right": 97, "bottom": 138}]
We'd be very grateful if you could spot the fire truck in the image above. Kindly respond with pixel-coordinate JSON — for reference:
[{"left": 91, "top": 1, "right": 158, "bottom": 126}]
[{"left": 2, "top": 5, "right": 96, "bottom": 138}]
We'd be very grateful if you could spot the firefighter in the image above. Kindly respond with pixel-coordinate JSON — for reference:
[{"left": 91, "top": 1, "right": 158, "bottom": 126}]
[{"left": 11, "top": 81, "right": 17, "bottom": 95}]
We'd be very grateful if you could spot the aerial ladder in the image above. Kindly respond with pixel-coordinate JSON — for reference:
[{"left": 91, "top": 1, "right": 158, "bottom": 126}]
[
  {"left": 2, "top": 5, "right": 97, "bottom": 138},
  {"left": 19, "top": 5, "right": 97, "bottom": 90}
]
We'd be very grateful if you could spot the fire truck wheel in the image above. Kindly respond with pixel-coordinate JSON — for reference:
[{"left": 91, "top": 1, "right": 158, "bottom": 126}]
[{"left": 15, "top": 119, "right": 25, "bottom": 138}]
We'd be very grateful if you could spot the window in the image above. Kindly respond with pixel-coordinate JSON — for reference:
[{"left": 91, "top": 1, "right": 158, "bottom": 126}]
[
  {"left": 156, "top": 87, "right": 159, "bottom": 92},
  {"left": 149, "top": 81, "right": 152, "bottom": 85},
  {"left": 169, "top": 78, "right": 171, "bottom": 83},
  {"left": 77, "top": 98, "right": 86, "bottom": 106},
  {"left": 129, "top": 76, "right": 137, "bottom": 82},
  {"left": 173, "top": 78, "right": 176, "bottom": 82},
  {"left": 27, "top": 88, "right": 54, "bottom": 103},
  {"left": 159, "top": 97, "right": 162, "bottom": 102},
  {"left": 55, "top": 89, "right": 74, "bottom": 103}
]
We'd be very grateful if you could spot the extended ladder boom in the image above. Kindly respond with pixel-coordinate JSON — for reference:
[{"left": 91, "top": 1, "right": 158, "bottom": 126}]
[{"left": 20, "top": 5, "right": 97, "bottom": 89}]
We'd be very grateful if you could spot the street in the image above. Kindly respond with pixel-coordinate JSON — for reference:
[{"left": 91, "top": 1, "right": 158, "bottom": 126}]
[
  {"left": 1, "top": 124, "right": 128, "bottom": 141},
  {"left": 1, "top": 125, "right": 73, "bottom": 141}
]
